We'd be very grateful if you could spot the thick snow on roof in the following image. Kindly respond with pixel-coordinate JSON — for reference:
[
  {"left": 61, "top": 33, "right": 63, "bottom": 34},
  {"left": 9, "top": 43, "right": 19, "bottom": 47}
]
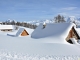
[
  {"left": 0, "top": 25, "right": 14, "bottom": 29},
  {"left": 18, "top": 26, "right": 34, "bottom": 35},
  {"left": 16, "top": 27, "right": 34, "bottom": 37},
  {"left": 7, "top": 26, "right": 34, "bottom": 37},
  {"left": 31, "top": 23, "right": 76, "bottom": 43},
  {"left": 16, "top": 28, "right": 25, "bottom": 36}
]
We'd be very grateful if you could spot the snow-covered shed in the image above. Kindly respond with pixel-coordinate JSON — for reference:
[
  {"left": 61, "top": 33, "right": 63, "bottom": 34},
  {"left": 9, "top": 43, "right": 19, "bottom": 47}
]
[
  {"left": 0, "top": 25, "right": 14, "bottom": 32},
  {"left": 31, "top": 23, "right": 80, "bottom": 44},
  {"left": 16, "top": 28, "right": 29, "bottom": 36}
]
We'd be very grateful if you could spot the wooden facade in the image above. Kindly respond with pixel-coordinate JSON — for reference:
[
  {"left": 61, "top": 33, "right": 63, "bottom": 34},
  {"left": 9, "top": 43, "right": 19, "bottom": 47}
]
[
  {"left": 21, "top": 29, "right": 29, "bottom": 36},
  {"left": 66, "top": 27, "right": 80, "bottom": 41},
  {"left": 1, "top": 29, "right": 12, "bottom": 32}
]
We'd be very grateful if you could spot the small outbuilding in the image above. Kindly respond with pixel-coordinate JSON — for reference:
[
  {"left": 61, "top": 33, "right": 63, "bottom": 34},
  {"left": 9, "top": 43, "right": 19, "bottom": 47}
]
[
  {"left": 16, "top": 28, "right": 29, "bottom": 36},
  {"left": 0, "top": 25, "right": 14, "bottom": 32}
]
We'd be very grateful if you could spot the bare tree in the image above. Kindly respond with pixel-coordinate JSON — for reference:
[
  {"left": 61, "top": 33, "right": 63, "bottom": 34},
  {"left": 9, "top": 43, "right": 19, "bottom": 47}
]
[{"left": 54, "top": 15, "right": 65, "bottom": 23}]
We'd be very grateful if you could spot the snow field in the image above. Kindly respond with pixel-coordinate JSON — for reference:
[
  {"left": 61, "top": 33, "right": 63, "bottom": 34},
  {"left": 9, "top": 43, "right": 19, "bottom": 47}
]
[
  {"left": 0, "top": 23, "right": 80, "bottom": 60},
  {"left": 0, "top": 50, "right": 80, "bottom": 60}
]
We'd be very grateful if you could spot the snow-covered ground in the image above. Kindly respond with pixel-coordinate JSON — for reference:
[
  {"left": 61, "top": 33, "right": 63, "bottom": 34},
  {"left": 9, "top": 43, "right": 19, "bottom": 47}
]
[
  {"left": 0, "top": 50, "right": 80, "bottom": 60},
  {"left": 0, "top": 25, "right": 80, "bottom": 60}
]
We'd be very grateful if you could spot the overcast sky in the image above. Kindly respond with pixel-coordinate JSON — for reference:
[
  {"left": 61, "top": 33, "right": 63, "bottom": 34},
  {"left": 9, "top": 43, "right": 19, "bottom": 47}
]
[{"left": 0, "top": 0, "right": 80, "bottom": 21}]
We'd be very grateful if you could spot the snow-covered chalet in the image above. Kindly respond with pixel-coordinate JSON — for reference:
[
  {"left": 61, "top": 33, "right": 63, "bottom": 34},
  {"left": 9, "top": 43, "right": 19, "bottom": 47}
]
[{"left": 31, "top": 23, "right": 80, "bottom": 44}]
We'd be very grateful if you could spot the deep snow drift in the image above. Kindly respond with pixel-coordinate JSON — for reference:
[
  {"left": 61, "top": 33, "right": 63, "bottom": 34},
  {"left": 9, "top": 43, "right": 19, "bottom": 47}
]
[{"left": 0, "top": 24, "right": 80, "bottom": 60}]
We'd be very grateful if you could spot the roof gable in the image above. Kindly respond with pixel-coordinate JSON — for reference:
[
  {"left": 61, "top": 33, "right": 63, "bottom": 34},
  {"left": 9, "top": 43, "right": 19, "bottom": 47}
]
[
  {"left": 21, "top": 30, "right": 29, "bottom": 36},
  {"left": 16, "top": 28, "right": 25, "bottom": 36}
]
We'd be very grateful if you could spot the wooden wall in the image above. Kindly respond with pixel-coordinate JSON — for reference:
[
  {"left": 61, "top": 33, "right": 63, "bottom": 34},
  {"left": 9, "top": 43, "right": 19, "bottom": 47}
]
[
  {"left": 66, "top": 27, "right": 80, "bottom": 41},
  {"left": 1, "top": 29, "right": 12, "bottom": 32},
  {"left": 21, "top": 30, "right": 29, "bottom": 36}
]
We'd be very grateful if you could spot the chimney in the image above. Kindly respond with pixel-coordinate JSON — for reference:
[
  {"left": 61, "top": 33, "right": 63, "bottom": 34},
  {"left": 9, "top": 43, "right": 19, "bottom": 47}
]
[{"left": 43, "top": 22, "right": 46, "bottom": 29}]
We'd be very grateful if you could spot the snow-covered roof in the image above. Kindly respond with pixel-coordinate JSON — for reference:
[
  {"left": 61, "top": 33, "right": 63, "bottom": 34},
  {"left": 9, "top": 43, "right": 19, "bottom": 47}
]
[
  {"left": 16, "top": 27, "right": 34, "bottom": 36},
  {"left": 0, "top": 25, "right": 14, "bottom": 29},
  {"left": 16, "top": 28, "right": 25, "bottom": 36},
  {"left": 31, "top": 23, "right": 76, "bottom": 43}
]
